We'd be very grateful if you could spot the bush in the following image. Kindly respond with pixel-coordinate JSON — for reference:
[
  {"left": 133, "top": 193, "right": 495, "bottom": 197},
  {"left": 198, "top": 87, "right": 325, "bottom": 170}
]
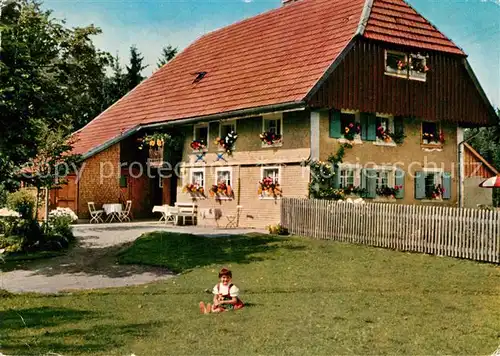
[
  {"left": 48, "top": 207, "right": 77, "bottom": 239},
  {"left": 267, "top": 223, "right": 289, "bottom": 235},
  {"left": 6, "top": 189, "right": 36, "bottom": 220},
  {"left": 0, "top": 183, "right": 8, "bottom": 207}
]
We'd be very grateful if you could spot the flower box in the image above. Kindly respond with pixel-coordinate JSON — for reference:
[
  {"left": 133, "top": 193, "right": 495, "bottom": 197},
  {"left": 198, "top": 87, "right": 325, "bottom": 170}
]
[
  {"left": 258, "top": 177, "right": 282, "bottom": 198},
  {"left": 260, "top": 132, "right": 282, "bottom": 146},
  {"left": 209, "top": 183, "right": 234, "bottom": 199}
]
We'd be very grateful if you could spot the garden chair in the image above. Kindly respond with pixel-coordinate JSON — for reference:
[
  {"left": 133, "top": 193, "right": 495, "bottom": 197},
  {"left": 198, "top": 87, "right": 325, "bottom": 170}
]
[
  {"left": 226, "top": 205, "right": 242, "bottom": 228},
  {"left": 119, "top": 200, "right": 132, "bottom": 222},
  {"left": 88, "top": 202, "right": 104, "bottom": 224}
]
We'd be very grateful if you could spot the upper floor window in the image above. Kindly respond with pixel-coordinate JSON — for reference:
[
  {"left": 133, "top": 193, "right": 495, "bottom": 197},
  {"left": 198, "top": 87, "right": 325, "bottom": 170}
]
[
  {"left": 261, "top": 114, "right": 283, "bottom": 147},
  {"left": 421, "top": 121, "right": 443, "bottom": 146},
  {"left": 385, "top": 50, "right": 428, "bottom": 82},
  {"left": 193, "top": 124, "right": 209, "bottom": 149}
]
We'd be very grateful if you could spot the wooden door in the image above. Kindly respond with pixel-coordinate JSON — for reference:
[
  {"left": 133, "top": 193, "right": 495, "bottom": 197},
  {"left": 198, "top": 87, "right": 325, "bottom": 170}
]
[{"left": 55, "top": 175, "right": 77, "bottom": 213}]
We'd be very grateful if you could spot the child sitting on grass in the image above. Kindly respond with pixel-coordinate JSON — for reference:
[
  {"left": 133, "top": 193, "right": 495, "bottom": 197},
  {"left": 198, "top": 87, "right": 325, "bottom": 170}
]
[{"left": 199, "top": 268, "right": 244, "bottom": 314}]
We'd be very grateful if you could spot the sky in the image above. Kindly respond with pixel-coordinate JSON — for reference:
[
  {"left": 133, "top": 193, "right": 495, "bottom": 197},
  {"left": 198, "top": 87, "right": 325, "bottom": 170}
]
[{"left": 43, "top": 0, "right": 500, "bottom": 108}]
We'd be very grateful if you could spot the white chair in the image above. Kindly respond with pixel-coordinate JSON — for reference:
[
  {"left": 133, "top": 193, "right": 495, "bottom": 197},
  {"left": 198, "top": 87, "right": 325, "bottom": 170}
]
[
  {"left": 174, "top": 202, "right": 197, "bottom": 225},
  {"left": 88, "top": 202, "right": 104, "bottom": 224},
  {"left": 165, "top": 206, "right": 179, "bottom": 225},
  {"left": 119, "top": 200, "right": 132, "bottom": 222}
]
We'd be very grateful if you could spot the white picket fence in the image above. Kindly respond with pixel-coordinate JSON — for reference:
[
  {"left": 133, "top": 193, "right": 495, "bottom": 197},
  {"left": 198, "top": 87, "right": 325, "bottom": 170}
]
[{"left": 281, "top": 198, "right": 500, "bottom": 263}]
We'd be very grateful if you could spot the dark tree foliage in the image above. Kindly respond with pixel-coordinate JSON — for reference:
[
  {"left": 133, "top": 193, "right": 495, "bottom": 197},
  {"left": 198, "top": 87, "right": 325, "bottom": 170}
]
[
  {"left": 157, "top": 45, "right": 178, "bottom": 68},
  {"left": 125, "top": 45, "right": 148, "bottom": 91}
]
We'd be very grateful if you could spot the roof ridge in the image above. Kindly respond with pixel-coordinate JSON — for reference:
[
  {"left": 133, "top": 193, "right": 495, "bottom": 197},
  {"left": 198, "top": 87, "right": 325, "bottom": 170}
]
[{"left": 356, "top": 0, "right": 375, "bottom": 35}]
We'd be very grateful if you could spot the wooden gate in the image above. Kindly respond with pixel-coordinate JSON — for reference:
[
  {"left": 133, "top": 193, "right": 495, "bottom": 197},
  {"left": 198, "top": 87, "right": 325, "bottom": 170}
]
[{"left": 53, "top": 175, "right": 78, "bottom": 213}]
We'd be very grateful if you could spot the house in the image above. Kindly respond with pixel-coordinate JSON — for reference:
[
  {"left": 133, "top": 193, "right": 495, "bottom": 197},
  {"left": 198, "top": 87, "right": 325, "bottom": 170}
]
[
  {"left": 461, "top": 143, "right": 498, "bottom": 208},
  {"left": 56, "top": 0, "right": 497, "bottom": 227}
]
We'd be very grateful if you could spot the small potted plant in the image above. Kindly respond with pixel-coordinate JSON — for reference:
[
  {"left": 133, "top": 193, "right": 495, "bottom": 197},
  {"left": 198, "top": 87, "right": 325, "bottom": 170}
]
[
  {"left": 215, "top": 131, "right": 238, "bottom": 155},
  {"left": 190, "top": 139, "right": 207, "bottom": 151},
  {"left": 343, "top": 123, "right": 361, "bottom": 141},
  {"left": 376, "top": 125, "right": 392, "bottom": 142}
]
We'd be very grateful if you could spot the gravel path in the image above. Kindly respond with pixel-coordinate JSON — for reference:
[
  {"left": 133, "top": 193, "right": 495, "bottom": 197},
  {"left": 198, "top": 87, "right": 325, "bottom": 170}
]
[{"left": 0, "top": 223, "right": 261, "bottom": 294}]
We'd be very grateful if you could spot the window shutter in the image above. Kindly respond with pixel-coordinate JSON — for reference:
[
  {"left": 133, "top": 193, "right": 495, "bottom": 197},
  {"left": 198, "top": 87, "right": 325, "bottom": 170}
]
[
  {"left": 442, "top": 172, "right": 452, "bottom": 200},
  {"left": 414, "top": 171, "right": 425, "bottom": 199},
  {"left": 366, "top": 114, "right": 377, "bottom": 141},
  {"left": 394, "top": 117, "right": 404, "bottom": 140},
  {"left": 363, "top": 169, "right": 377, "bottom": 198},
  {"left": 333, "top": 165, "right": 341, "bottom": 189},
  {"left": 360, "top": 113, "right": 368, "bottom": 140},
  {"left": 329, "top": 109, "right": 341, "bottom": 138},
  {"left": 394, "top": 169, "right": 405, "bottom": 199}
]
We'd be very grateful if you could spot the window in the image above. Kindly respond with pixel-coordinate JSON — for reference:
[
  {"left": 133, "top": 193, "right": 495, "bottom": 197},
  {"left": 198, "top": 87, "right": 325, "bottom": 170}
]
[
  {"left": 220, "top": 121, "right": 236, "bottom": 138},
  {"left": 264, "top": 118, "right": 281, "bottom": 135},
  {"left": 385, "top": 50, "right": 428, "bottom": 82},
  {"left": 421, "top": 121, "right": 441, "bottom": 145},
  {"left": 190, "top": 168, "right": 205, "bottom": 190},
  {"left": 194, "top": 124, "right": 209, "bottom": 148},
  {"left": 216, "top": 167, "right": 232, "bottom": 187},
  {"left": 385, "top": 50, "right": 407, "bottom": 78},
  {"left": 409, "top": 54, "right": 428, "bottom": 81},
  {"left": 260, "top": 166, "right": 281, "bottom": 199},
  {"left": 375, "top": 115, "right": 394, "bottom": 143},
  {"left": 376, "top": 170, "right": 390, "bottom": 190},
  {"left": 339, "top": 168, "right": 355, "bottom": 189},
  {"left": 415, "top": 170, "right": 451, "bottom": 200},
  {"left": 262, "top": 167, "right": 280, "bottom": 185}
]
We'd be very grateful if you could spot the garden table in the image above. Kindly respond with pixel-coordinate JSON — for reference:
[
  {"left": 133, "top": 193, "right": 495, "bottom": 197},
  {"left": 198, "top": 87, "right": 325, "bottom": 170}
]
[
  {"left": 152, "top": 205, "right": 178, "bottom": 224},
  {"left": 102, "top": 203, "right": 122, "bottom": 222}
]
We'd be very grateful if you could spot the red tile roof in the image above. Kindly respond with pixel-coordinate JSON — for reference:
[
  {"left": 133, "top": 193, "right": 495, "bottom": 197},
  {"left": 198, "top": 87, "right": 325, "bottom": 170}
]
[
  {"left": 73, "top": 0, "right": 467, "bottom": 157},
  {"left": 364, "top": 0, "right": 465, "bottom": 55}
]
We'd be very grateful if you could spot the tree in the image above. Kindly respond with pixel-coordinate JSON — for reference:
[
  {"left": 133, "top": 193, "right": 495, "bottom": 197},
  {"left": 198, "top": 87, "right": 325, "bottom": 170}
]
[
  {"left": 157, "top": 45, "right": 178, "bottom": 68},
  {"left": 125, "top": 45, "right": 148, "bottom": 91},
  {"left": 103, "top": 54, "right": 128, "bottom": 108},
  {"left": 0, "top": 0, "right": 111, "bottom": 187}
]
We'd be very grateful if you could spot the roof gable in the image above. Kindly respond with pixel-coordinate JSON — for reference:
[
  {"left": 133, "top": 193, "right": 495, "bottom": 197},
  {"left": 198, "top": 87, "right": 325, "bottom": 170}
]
[{"left": 363, "top": 0, "right": 465, "bottom": 55}]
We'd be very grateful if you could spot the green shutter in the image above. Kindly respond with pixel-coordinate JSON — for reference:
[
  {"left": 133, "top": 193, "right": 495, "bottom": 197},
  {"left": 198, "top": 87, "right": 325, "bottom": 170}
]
[
  {"left": 363, "top": 169, "right": 377, "bottom": 198},
  {"left": 329, "top": 109, "right": 341, "bottom": 138},
  {"left": 366, "top": 114, "right": 377, "bottom": 141},
  {"left": 393, "top": 117, "right": 405, "bottom": 144},
  {"left": 333, "top": 165, "right": 341, "bottom": 189},
  {"left": 360, "top": 113, "right": 368, "bottom": 140},
  {"left": 442, "top": 172, "right": 452, "bottom": 200},
  {"left": 415, "top": 171, "right": 425, "bottom": 199},
  {"left": 394, "top": 169, "right": 405, "bottom": 199}
]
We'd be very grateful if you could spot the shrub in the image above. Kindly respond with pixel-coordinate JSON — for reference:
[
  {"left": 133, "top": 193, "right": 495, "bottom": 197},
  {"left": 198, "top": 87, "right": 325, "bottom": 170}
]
[
  {"left": 0, "top": 183, "right": 8, "bottom": 207},
  {"left": 48, "top": 207, "right": 77, "bottom": 240},
  {"left": 6, "top": 189, "right": 36, "bottom": 220},
  {"left": 267, "top": 223, "right": 289, "bottom": 236}
]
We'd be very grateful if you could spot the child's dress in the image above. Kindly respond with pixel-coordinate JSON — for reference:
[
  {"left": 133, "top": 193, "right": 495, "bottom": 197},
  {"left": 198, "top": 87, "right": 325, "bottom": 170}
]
[{"left": 212, "top": 283, "right": 244, "bottom": 311}]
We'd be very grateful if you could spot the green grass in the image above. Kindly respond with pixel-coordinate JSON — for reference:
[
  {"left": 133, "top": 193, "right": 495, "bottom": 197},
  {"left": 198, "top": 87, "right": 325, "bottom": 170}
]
[{"left": 1, "top": 232, "right": 499, "bottom": 355}]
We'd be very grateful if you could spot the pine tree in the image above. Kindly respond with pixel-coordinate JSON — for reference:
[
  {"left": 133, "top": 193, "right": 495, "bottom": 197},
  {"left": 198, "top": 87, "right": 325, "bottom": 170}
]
[
  {"left": 125, "top": 45, "right": 148, "bottom": 91},
  {"left": 157, "top": 45, "right": 178, "bottom": 68}
]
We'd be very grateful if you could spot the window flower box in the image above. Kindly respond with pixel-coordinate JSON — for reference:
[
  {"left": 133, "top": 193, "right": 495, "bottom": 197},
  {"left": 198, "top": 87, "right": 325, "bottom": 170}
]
[
  {"left": 258, "top": 177, "right": 282, "bottom": 198},
  {"left": 376, "top": 186, "right": 402, "bottom": 199},
  {"left": 209, "top": 182, "right": 234, "bottom": 199},
  {"left": 260, "top": 131, "right": 282, "bottom": 146},
  {"left": 182, "top": 183, "right": 205, "bottom": 198},
  {"left": 190, "top": 139, "right": 207, "bottom": 152}
]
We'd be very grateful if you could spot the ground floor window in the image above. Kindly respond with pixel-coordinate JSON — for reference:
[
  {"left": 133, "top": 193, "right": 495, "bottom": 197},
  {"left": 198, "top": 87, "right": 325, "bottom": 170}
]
[
  {"left": 415, "top": 170, "right": 451, "bottom": 200},
  {"left": 259, "top": 166, "right": 282, "bottom": 198}
]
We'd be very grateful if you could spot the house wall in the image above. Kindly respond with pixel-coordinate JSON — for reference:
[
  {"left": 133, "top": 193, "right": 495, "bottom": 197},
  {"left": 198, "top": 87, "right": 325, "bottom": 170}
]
[
  {"left": 176, "top": 110, "right": 311, "bottom": 228},
  {"left": 78, "top": 144, "right": 122, "bottom": 218},
  {"left": 308, "top": 38, "right": 492, "bottom": 126},
  {"left": 318, "top": 111, "right": 459, "bottom": 205},
  {"left": 464, "top": 177, "right": 493, "bottom": 208}
]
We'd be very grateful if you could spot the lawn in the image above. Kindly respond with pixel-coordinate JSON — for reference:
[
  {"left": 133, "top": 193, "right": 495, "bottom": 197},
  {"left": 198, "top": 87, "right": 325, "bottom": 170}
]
[{"left": 1, "top": 232, "right": 499, "bottom": 355}]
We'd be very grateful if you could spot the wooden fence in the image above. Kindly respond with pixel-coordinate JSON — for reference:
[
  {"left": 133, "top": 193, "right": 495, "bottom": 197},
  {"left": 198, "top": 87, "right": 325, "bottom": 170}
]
[{"left": 281, "top": 198, "right": 500, "bottom": 263}]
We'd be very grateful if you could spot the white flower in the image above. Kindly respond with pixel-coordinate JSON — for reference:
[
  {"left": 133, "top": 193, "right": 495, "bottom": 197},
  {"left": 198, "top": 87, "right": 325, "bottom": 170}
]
[
  {"left": 0, "top": 208, "right": 20, "bottom": 218},
  {"left": 48, "top": 207, "right": 78, "bottom": 222}
]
